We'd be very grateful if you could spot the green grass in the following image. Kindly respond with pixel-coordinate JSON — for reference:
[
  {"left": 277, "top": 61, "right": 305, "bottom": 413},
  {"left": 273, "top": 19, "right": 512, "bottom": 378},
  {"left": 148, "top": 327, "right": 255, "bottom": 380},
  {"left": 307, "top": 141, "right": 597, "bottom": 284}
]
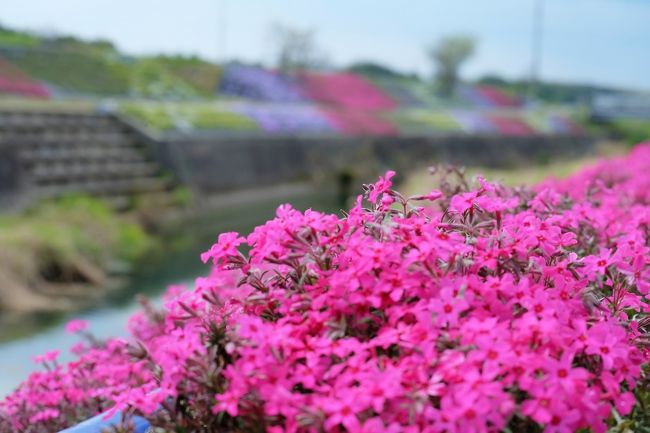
[
  {"left": 120, "top": 102, "right": 258, "bottom": 132},
  {"left": 8, "top": 50, "right": 130, "bottom": 95},
  {"left": 609, "top": 119, "right": 650, "bottom": 146},
  {"left": 402, "top": 142, "right": 627, "bottom": 195},
  {"left": 0, "top": 195, "right": 153, "bottom": 285},
  {"left": 1, "top": 33, "right": 221, "bottom": 97},
  {"left": 0, "top": 96, "right": 96, "bottom": 112},
  {"left": 143, "top": 55, "right": 222, "bottom": 97},
  {"left": 389, "top": 108, "right": 463, "bottom": 134}
]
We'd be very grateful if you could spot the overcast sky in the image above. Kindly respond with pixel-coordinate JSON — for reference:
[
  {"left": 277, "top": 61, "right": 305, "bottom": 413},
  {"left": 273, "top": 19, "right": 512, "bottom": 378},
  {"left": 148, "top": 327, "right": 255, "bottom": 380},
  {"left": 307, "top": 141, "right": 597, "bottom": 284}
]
[{"left": 1, "top": 0, "right": 648, "bottom": 90}]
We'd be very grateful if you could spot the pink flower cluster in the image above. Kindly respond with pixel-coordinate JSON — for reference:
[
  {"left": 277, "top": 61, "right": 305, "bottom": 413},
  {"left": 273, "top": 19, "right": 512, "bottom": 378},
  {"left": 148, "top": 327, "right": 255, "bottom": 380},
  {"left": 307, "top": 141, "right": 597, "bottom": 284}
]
[
  {"left": 2, "top": 144, "right": 650, "bottom": 433},
  {"left": 300, "top": 72, "right": 397, "bottom": 111}
]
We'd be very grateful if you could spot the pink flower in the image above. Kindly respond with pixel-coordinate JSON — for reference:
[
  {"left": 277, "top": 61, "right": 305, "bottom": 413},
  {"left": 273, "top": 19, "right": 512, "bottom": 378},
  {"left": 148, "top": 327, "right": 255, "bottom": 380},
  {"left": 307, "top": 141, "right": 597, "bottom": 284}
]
[
  {"left": 5, "top": 144, "right": 650, "bottom": 433},
  {"left": 368, "top": 170, "right": 395, "bottom": 203},
  {"left": 322, "top": 392, "right": 368, "bottom": 433},
  {"left": 32, "top": 350, "right": 60, "bottom": 364},
  {"left": 28, "top": 408, "right": 59, "bottom": 423},
  {"left": 64, "top": 319, "right": 88, "bottom": 334},
  {"left": 584, "top": 322, "right": 628, "bottom": 370},
  {"left": 430, "top": 286, "right": 470, "bottom": 327},
  {"left": 582, "top": 248, "right": 616, "bottom": 280},
  {"left": 201, "top": 231, "right": 246, "bottom": 264},
  {"left": 449, "top": 190, "right": 480, "bottom": 214}
]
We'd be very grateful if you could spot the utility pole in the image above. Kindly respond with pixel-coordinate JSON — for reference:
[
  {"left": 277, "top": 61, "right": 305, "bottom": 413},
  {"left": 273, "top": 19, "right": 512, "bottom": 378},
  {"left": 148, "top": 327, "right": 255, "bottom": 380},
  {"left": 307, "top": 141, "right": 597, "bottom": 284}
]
[
  {"left": 218, "top": 0, "right": 228, "bottom": 64},
  {"left": 528, "top": 0, "right": 544, "bottom": 103}
]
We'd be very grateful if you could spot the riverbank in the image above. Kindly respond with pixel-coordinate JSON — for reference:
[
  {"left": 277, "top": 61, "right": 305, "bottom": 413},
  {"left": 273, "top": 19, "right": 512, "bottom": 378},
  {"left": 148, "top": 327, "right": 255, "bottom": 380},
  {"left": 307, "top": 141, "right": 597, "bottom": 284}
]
[
  {"left": 0, "top": 195, "right": 154, "bottom": 314},
  {"left": 0, "top": 181, "right": 342, "bottom": 341},
  {"left": 402, "top": 140, "right": 628, "bottom": 195}
]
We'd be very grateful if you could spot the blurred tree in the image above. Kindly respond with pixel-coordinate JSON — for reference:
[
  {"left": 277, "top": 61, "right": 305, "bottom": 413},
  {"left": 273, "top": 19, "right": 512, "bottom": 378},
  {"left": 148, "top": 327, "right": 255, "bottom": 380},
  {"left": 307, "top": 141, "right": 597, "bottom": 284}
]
[
  {"left": 346, "top": 61, "right": 419, "bottom": 80},
  {"left": 271, "top": 23, "right": 328, "bottom": 75},
  {"left": 428, "top": 35, "right": 476, "bottom": 98}
]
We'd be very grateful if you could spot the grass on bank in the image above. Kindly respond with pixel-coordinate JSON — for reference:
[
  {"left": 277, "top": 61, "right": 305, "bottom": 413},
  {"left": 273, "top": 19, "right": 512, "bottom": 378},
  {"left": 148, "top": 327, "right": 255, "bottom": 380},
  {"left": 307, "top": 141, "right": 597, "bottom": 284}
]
[
  {"left": 0, "top": 195, "right": 153, "bottom": 313},
  {"left": 402, "top": 141, "right": 628, "bottom": 196},
  {"left": 119, "top": 101, "right": 258, "bottom": 132}
]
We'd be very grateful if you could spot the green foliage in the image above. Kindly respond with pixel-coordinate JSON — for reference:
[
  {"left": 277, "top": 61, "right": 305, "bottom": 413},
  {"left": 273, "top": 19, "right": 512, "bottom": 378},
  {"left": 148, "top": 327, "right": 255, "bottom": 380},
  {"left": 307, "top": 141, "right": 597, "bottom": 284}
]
[{"left": 347, "top": 61, "right": 418, "bottom": 80}]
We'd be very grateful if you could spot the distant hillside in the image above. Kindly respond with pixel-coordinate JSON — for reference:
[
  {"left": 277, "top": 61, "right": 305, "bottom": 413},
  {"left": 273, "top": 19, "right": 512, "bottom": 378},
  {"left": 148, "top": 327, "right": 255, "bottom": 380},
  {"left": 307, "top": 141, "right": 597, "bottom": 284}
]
[
  {"left": 476, "top": 75, "right": 626, "bottom": 105},
  {"left": 0, "top": 25, "right": 221, "bottom": 97}
]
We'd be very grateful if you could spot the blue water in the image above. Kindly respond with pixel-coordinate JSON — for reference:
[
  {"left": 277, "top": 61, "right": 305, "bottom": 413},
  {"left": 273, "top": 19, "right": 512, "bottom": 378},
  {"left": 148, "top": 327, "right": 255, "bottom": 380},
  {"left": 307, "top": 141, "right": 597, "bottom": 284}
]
[{"left": 0, "top": 294, "right": 160, "bottom": 396}]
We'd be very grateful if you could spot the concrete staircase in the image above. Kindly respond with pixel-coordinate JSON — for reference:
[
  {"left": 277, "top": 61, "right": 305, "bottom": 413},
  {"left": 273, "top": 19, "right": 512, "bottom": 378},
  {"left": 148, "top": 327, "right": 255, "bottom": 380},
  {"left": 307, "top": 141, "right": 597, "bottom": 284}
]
[{"left": 0, "top": 110, "right": 170, "bottom": 209}]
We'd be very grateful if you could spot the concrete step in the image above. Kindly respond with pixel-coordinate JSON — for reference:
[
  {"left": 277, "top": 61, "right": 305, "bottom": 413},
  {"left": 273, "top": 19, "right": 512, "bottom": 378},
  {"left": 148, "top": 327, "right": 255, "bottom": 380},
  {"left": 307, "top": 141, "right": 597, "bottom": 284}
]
[
  {"left": 0, "top": 111, "right": 175, "bottom": 209},
  {"left": 20, "top": 146, "right": 146, "bottom": 162},
  {"left": 31, "top": 161, "right": 160, "bottom": 181}
]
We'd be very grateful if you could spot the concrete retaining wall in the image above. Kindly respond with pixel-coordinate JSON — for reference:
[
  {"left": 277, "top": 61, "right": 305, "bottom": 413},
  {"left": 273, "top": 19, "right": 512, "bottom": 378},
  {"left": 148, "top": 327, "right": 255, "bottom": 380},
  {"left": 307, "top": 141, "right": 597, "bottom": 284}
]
[
  {"left": 153, "top": 133, "right": 595, "bottom": 196},
  {"left": 0, "top": 109, "right": 596, "bottom": 208}
]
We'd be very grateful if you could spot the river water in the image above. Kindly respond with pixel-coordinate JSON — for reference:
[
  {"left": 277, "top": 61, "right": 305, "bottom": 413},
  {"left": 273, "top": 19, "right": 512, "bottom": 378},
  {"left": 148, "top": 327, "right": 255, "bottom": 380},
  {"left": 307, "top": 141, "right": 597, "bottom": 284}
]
[{"left": 0, "top": 186, "right": 340, "bottom": 397}]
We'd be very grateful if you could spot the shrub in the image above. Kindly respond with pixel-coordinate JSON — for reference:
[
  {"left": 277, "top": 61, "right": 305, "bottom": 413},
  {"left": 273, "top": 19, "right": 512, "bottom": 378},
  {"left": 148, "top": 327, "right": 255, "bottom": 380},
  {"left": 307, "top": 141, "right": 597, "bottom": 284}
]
[{"left": 2, "top": 144, "right": 650, "bottom": 433}]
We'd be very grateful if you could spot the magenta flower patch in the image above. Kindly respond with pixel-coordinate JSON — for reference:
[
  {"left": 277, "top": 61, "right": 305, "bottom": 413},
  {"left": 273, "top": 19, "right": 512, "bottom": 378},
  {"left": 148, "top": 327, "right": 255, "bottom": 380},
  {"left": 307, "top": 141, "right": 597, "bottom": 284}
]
[{"left": 2, "top": 143, "right": 650, "bottom": 433}]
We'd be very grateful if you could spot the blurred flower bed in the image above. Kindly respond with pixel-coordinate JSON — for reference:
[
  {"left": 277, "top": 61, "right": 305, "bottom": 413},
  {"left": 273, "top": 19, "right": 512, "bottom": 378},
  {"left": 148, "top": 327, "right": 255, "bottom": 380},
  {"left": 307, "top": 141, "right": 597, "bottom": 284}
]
[
  {"left": 119, "top": 98, "right": 578, "bottom": 138},
  {"left": 0, "top": 38, "right": 587, "bottom": 138},
  {"left": 320, "top": 107, "right": 398, "bottom": 136},
  {"left": 0, "top": 58, "right": 50, "bottom": 98},
  {"left": 219, "top": 64, "right": 305, "bottom": 103},
  {"left": 298, "top": 71, "right": 397, "bottom": 111},
  {"left": 228, "top": 102, "right": 336, "bottom": 134}
]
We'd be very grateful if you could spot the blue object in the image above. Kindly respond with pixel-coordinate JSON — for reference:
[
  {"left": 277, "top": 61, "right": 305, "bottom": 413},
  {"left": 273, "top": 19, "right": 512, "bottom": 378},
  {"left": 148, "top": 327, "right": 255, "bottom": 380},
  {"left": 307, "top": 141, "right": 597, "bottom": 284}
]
[{"left": 58, "top": 411, "right": 149, "bottom": 433}]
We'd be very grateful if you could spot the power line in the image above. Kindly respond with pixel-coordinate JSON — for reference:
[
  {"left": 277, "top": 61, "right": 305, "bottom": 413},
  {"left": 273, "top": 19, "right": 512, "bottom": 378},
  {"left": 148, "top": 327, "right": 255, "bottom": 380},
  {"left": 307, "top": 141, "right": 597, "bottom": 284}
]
[{"left": 529, "top": 0, "right": 544, "bottom": 102}]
